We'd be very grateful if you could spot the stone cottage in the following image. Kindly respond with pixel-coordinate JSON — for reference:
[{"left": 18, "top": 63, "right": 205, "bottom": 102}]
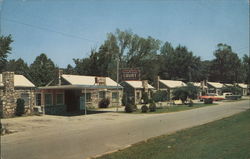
[
  {"left": 236, "top": 83, "right": 249, "bottom": 96},
  {"left": 120, "top": 80, "right": 155, "bottom": 104},
  {"left": 37, "top": 71, "right": 123, "bottom": 115},
  {"left": 157, "top": 79, "right": 186, "bottom": 100},
  {"left": 206, "top": 82, "right": 224, "bottom": 95},
  {"left": 0, "top": 72, "right": 36, "bottom": 118}
]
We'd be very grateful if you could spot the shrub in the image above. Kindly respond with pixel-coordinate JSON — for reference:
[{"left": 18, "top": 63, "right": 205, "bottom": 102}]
[
  {"left": 98, "top": 98, "right": 110, "bottom": 108},
  {"left": 16, "top": 98, "right": 25, "bottom": 116},
  {"left": 204, "top": 98, "right": 213, "bottom": 104},
  {"left": 125, "top": 104, "right": 134, "bottom": 113},
  {"left": 149, "top": 102, "right": 156, "bottom": 112},
  {"left": 141, "top": 105, "right": 148, "bottom": 113},
  {"left": 152, "top": 90, "right": 168, "bottom": 102}
]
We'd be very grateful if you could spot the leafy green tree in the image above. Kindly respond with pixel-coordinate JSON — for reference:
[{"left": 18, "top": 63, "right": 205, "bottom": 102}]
[
  {"left": 4, "top": 58, "right": 31, "bottom": 79},
  {"left": 221, "top": 86, "right": 242, "bottom": 95},
  {"left": 159, "top": 43, "right": 202, "bottom": 81},
  {"left": 172, "top": 83, "right": 199, "bottom": 104},
  {"left": 242, "top": 54, "right": 250, "bottom": 84},
  {"left": 0, "top": 35, "right": 13, "bottom": 71},
  {"left": 64, "top": 64, "right": 76, "bottom": 75},
  {"left": 29, "top": 53, "right": 57, "bottom": 86},
  {"left": 210, "top": 43, "right": 242, "bottom": 83}
]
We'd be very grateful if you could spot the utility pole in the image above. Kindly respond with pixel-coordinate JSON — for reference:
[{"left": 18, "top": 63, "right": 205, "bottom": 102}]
[
  {"left": 0, "top": 0, "right": 5, "bottom": 35},
  {"left": 116, "top": 56, "right": 119, "bottom": 112}
]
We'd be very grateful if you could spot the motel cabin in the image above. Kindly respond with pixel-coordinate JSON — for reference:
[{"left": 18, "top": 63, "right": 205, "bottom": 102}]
[
  {"left": 0, "top": 72, "right": 36, "bottom": 118},
  {"left": 121, "top": 80, "right": 154, "bottom": 105},
  {"left": 37, "top": 71, "right": 123, "bottom": 115},
  {"left": 157, "top": 79, "right": 186, "bottom": 100}
]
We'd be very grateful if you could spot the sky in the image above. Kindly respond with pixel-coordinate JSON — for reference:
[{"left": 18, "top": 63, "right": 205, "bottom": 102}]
[{"left": 1, "top": 0, "right": 249, "bottom": 68}]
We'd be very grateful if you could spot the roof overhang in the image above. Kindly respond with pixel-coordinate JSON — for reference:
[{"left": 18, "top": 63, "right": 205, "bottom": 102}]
[{"left": 38, "top": 84, "right": 123, "bottom": 90}]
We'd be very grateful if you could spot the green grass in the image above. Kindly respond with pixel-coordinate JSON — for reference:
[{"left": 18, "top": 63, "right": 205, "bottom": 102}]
[
  {"left": 97, "top": 109, "right": 250, "bottom": 159},
  {"left": 129, "top": 103, "right": 217, "bottom": 114}
]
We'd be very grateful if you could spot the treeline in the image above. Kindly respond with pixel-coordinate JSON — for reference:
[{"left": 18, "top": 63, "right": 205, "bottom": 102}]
[{"left": 1, "top": 29, "right": 249, "bottom": 87}]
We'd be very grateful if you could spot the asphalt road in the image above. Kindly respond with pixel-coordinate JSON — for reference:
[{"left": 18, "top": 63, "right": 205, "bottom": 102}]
[{"left": 1, "top": 100, "right": 250, "bottom": 159}]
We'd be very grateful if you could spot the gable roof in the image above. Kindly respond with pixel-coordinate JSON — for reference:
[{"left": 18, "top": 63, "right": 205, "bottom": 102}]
[
  {"left": 224, "top": 83, "right": 234, "bottom": 87},
  {"left": 123, "top": 80, "right": 154, "bottom": 89},
  {"left": 237, "top": 83, "right": 248, "bottom": 89},
  {"left": 207, "top": 82, "right": 224, "bottom": 88},
  {"left": 0, "top": 74, "right": 35, "bottom": 88},
  {"left": 61, "top": 74, "right": 121, "bottom": 87},
  {"left": 159, "top": 80, "right": 186, "bottom": 88}
]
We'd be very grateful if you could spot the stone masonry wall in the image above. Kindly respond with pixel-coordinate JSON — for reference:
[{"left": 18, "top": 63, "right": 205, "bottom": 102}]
[{"left": 0, "top": 72, "right": 35, "bottom": 118}]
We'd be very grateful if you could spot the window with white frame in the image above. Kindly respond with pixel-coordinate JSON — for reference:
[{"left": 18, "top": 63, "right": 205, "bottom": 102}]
[
  {"left": 36, "top": 93, "right": 41, "bottom": 106},
  {"left": 112, "top": 92, "right": 119, "bottom": 102},
  {"left": 45, "top": 94, "right": 53, "bottom": 106},
  {"left": 99, "top": 91, "right": 106, "bottom": 99},
  {"left": 56, "top": 93, "right": 64, "bottom": 105}
]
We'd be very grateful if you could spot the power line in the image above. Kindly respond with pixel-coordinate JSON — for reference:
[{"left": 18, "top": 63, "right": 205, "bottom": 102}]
[{"left": 3, "top": 18, "right": 100, "bottom": 44}]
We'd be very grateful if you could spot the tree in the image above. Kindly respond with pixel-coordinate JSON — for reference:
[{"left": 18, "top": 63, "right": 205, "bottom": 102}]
[
  {"left": 4, "top": 58, "right": 31, "bottom": 79},
  {"left": 172, "top": 83, "right": 199, "bottom": 104},
  {"left": 159, "top": 43, "right": 202, "bottom": 81},
  {"left": 221, "top": 86, "right": 241, "bottom": 95},
  {"left": 210, "top": 43, "right": 242, "bottom": 83},
  {"left": 29, "top": 53, "right": 57, "bottom": 86},
  {"left": 64, "top": 64, "right": 76, "bottom": 75},
  {"left": 242, "top": 54, "right": 250, "bottom": 84},
  {"left": 0, "top": 35, "right": 13, "bottom": 71}
]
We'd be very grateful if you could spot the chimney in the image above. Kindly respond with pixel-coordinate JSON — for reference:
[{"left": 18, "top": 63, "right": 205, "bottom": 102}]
[
  {"left": 58, "top": 69, "right": 63, "bottom": 86},
  {"left": 142, "top": 80, "right": 148, "bottom": 93},
  {"left": 156, "top": 76, "right": 160, "bottom": 90},
  {"left": 2, "top": 72, "right": 15, "bottom": 93}
]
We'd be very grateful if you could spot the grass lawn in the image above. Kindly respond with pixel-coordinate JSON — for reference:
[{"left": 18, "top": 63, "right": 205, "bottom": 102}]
[
  {"left": 96, "top": 109, "right": 250, "bottom": 159},
  {"left": 129, "top": 103, "right": 217, "bottom": 114}
]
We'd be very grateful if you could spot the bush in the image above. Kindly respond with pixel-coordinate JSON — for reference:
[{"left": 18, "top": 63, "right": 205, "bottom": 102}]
[
  {"left": 98, "top": 98, "right": 110, "bottom": 108},
  {"left": 16, "top": 98, "right": 25, "bottom": 116},
  {"left": 204, "top": 98, "right": 213, "bottom": 104},
  {"left": 125, "top": 104, "right": 135, "bottom": 113},
  {"left": 149, "top": 102, "right": 156, "bottom": 112},
  {"left": 152, "top": 90, "right": 168, "bottom": 102},
  {"left": 141, "top": 105, "right": 148, "bottom": 113}
]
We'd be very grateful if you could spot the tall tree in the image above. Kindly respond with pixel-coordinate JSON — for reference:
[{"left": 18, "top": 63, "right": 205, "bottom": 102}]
[
  {"left": 29, "top": 53, "right": 57, "bottom": 86},
  {"left": 0, "top": 35, "right": 13, "bottom": 71},
  {"left": 242, "top": 54, "right": 250, "bottom": 84},
  {"left": 210, "top": 43, "right": 241, "bottom": 83},
  {"left": 159, "top": 43, "right": 201, "bottom": 81},
  {"left": 4, "top": 58, "right": 31, "bottom": 79}
]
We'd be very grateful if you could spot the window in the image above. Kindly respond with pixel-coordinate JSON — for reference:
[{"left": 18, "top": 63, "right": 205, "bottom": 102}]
[
  {"left": 82, "top": 93, "right": 91, "bottom": 102},
  {"left": 136, "top": 92, "right": 140, "bottom": 100},
  {"left": 21, "top": 93, "right": 29, "bottom": 106},
  {"left": 99, "top": 91, "right": 106, "bottom": 99},
  {"left": 56, "top": 94, "right": 64, "bottom": 105},
  {"left": 112, "top": 92, "right": 119, "bottom": 102},
  {"left": 36, "top": 93, "right": 41, "bottom": 106},
  {"left": 45, "top": 94, "right": 53, "bottom": 106}
]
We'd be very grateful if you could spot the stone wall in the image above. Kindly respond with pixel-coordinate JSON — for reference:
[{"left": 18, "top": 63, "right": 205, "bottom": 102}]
[{"left": 0, "top": 72, "right": 35, "bottom": 118}]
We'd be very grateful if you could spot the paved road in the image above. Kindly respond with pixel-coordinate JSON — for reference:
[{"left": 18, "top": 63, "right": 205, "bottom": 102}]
[{"left": 1, "top": 100, "right": 250, "bottom": 159}]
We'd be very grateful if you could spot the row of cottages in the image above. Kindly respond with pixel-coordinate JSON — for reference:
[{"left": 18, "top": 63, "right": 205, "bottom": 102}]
[
  {"left": 189, "top": 81, "right": 249, "bottom": 96},
  {"left": 121, "top": 80, "right": 154, "bottom": 104},
  {"left": 0, "top": 72, "right": 36, "bottom": 118},
  {"left": 38, "top": 73, "right": 123, "bottom": 114}
]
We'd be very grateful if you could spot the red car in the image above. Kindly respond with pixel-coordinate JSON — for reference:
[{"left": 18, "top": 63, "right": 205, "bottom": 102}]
[{"left": 199, "top": 93, "right": 225, "bottom": 101}]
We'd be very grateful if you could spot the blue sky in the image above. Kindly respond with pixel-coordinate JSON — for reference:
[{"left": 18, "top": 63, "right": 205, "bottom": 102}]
[{"left": 1, "top": 0, "right": 249, "bottom": 67}]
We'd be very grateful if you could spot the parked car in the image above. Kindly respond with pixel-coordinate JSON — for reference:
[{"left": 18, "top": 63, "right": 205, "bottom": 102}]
[{"left": 199, "top": 93, "right": 225, "bottom": 101}]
